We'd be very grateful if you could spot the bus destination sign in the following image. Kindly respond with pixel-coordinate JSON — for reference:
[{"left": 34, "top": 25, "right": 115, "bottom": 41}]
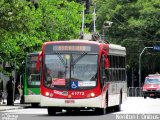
[
  {"left": 45, "top": 43, "right": 99, "bottom": 53},
  {"left": 53, "top": 45, "right": 91, "bottom": 52}
]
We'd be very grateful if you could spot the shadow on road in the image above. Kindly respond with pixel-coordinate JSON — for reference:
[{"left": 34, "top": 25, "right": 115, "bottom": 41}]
[{"left": 37, "top": 108, "right": 117, "bottom": 117}]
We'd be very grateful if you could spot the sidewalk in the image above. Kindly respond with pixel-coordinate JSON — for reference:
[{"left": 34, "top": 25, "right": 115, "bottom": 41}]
[{"left": 0, "top": 99, "right": 24, "bottom": 111}]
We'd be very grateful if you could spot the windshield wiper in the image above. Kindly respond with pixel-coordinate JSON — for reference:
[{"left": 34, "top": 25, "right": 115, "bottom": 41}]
[
  {"left": 55, "top": 52, "right": 69, "bottom": 78},
  {"left": 71, "top": 52, "right": 88, "bottom": 67},
  {"left": 55, "top": 52, "right": 66, "bottom": 67}
]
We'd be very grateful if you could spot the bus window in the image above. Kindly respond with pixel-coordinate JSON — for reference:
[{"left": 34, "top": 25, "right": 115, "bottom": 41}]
[
  {"left": 44, "top": 53, "right": 98, "bottom": 90},
  {"left": 28, "top": 74, "right": 40, "bottom": 86},
  {"left": 27, "top": 57, "right": 40, "bottom": 87},
  {"left": 100, "top": 56, "right": 106, "bottom": 86}
]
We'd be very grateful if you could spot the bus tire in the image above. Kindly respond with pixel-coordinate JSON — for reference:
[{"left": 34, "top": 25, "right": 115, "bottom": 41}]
[
  {"left": 48, "top": 107, "right": 56, "bottom": 116},
  {"left": 74, "top": 109, "right": 80, "bottom": 113},
  {"left": 67, "top": 109, "right": 73, "bottom": 113},
  {"left": 100, "top": 108, "right": 106, "bottom": 115},
  {"left": 114, "top": 105, "right": 121, "bottom": 112},
  {"left": 95, "top": 108, "right": 106, "bottom": 115},
  {"left": 31, "top": 103, "right": 39, "bottom": 107}
]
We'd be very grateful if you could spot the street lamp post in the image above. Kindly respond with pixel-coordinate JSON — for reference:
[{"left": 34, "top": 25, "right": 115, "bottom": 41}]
[
  {"left": 13, "top": 61, "right": 16, "bottom": 105},
  {"left": 139, "top": 47, "right": 153, "bottom": 89},
  {"left": 102, "top": 21, "right": 113, "bottom": 42}
]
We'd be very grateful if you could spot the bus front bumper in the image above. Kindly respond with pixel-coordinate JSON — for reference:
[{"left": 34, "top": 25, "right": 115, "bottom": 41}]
[{"left": 40, "top": 95, "right": 103, "bottom": 108}]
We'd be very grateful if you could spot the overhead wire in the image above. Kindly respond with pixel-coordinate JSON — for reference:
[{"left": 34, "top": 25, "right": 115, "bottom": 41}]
[
  {"left": 106, "top": 5, "right": 160, "bottom": 42},
  {"left": 117, "top": 12, "right": 159, "bottom": 40}
]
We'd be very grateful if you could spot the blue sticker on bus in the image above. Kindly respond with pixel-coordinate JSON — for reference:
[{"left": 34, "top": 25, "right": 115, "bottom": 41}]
[{"left": 70, "top": 81, "right": 78, "bottom": 89}]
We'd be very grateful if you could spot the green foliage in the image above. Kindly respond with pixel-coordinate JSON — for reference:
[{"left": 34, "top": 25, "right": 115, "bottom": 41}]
[
  {"left": 0, "top": 0, "right": 83, "bottom": 73},
  {"left": 0, "top": 0, "right": 42, "bottom": 70},
  {"left": 38, "top": 0, "right": 82, "bottom": 40},
  {"left": 96, "top": 0, "right": 160, "bottom": 73}
]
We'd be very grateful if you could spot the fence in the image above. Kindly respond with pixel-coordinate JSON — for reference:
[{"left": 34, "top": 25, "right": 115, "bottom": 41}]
[{"left": 128, "top": 87, "right": 143, "bottom": 97}]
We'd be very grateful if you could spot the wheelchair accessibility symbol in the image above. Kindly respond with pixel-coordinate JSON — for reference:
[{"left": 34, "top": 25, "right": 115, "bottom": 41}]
[{"left": 71, "top": 81, "right": 78, "bottom": 89}]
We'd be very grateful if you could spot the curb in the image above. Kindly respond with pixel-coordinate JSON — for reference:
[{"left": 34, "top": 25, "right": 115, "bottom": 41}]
[
  {"left": 0, "top": 107, "right": 24, "bottom": 111},
  {"left": 0, "top": 104, "right": 24, "bottom": 112}
]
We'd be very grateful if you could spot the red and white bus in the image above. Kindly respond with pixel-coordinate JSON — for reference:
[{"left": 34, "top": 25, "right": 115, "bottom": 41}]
[{"left": 36, "top": 40, "right": 127, "bottom": 115}]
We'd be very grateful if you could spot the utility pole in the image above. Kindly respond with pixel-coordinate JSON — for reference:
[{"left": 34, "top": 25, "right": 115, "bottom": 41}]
[
  {"left": 85, "top": 0, "right": 90, "bottom": 14},
  {"left": 84, "top": 0, "right": 90, "bottom": 28}
]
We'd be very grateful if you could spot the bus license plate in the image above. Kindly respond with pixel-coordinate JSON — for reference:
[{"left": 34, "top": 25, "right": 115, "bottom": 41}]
[{"left": 65, "top": 100, "right": 75, "bottom": 104}]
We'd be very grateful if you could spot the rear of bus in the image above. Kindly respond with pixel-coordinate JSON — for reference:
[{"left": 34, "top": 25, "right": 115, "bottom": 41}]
[{"left": 24, "top": 52, "right": 41, "bottom": 106}]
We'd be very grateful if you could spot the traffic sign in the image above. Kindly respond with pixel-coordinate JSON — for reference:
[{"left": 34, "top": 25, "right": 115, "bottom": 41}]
[{"left": 153, "top": 46, "right": 160, "bottom": 51}]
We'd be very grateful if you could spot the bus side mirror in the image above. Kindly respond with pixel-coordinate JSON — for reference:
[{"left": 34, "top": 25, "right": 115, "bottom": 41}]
[{"left": 36, "top": 52, "right": 42, "bottom": 72}]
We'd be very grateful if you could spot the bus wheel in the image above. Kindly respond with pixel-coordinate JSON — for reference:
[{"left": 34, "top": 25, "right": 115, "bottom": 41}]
[
  {"left": 67, "top": 109, "right": 73, "bottom": 113},
  {"left": 114, "top": 105, "right": 121, "bottom": 112},
  {"left": 48, "top": 107, "right": 56, "bottom": 116},
  {"left": 95, "top": 108, "right": 106, "bottom": 115},
  {"left": 31, "top": 103, "right": 39, "bottom": 107},
  {"left": 74, "top": 109, "right": 80, "bottom": 113},
  {"left": 144, "top": 96, "right": 147, "bottom": 99},
  {"left": 100, "top": 108, "right": 106, "bottom": 115}
]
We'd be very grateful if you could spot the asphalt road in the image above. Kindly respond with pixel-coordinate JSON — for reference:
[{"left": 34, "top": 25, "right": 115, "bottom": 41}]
[{"left": 1, "top": 97, "right": 160, "bottom": 120}]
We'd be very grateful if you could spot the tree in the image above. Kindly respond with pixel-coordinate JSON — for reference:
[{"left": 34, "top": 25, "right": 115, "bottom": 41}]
[
  {"left": 38, "top": 0, "right": 82, "bottom": 40},
  {"left": 96, "top": 0, "right": 160, "bottom": 85},
  {"left": 0, "top": 0, "right": 42, "bottom": 71},
  {"left": 0, "top": 0, "right": 83, "bottom": 73}
]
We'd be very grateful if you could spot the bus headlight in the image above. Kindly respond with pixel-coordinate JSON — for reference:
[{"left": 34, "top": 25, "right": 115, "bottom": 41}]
[
  {"left": 50, "top": 93, "right": 53, "bottom": 97},
  {"left": 45, "top": 92, "right": 50, "bottom": 96},
  {"left": 90, "top": 92, "right": 95, "bottom": 97},
  {"left": 87, "top": 92, "right": 95, "bottom": 98}
]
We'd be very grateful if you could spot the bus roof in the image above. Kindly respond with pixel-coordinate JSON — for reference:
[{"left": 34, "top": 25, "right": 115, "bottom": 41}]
[
  {"left": 44, "top": 39, "right": 102, "bottom": 45},
  {"left": 43, "top": 40, "right": 126, "bottom": 56},
  {"left": 109, "top": 44, "right": 126, "bottom": 56}
]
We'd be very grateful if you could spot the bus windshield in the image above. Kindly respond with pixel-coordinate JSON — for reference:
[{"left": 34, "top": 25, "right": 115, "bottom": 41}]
[
  {"left": 145, "top": 78, "right": 160, "bottom": 84},
  {"left": 27, "top": 55, "right": 40, "bottom": 87},
  {"left": 44, "top": 53, "right": 98, "bottom": 90}
]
